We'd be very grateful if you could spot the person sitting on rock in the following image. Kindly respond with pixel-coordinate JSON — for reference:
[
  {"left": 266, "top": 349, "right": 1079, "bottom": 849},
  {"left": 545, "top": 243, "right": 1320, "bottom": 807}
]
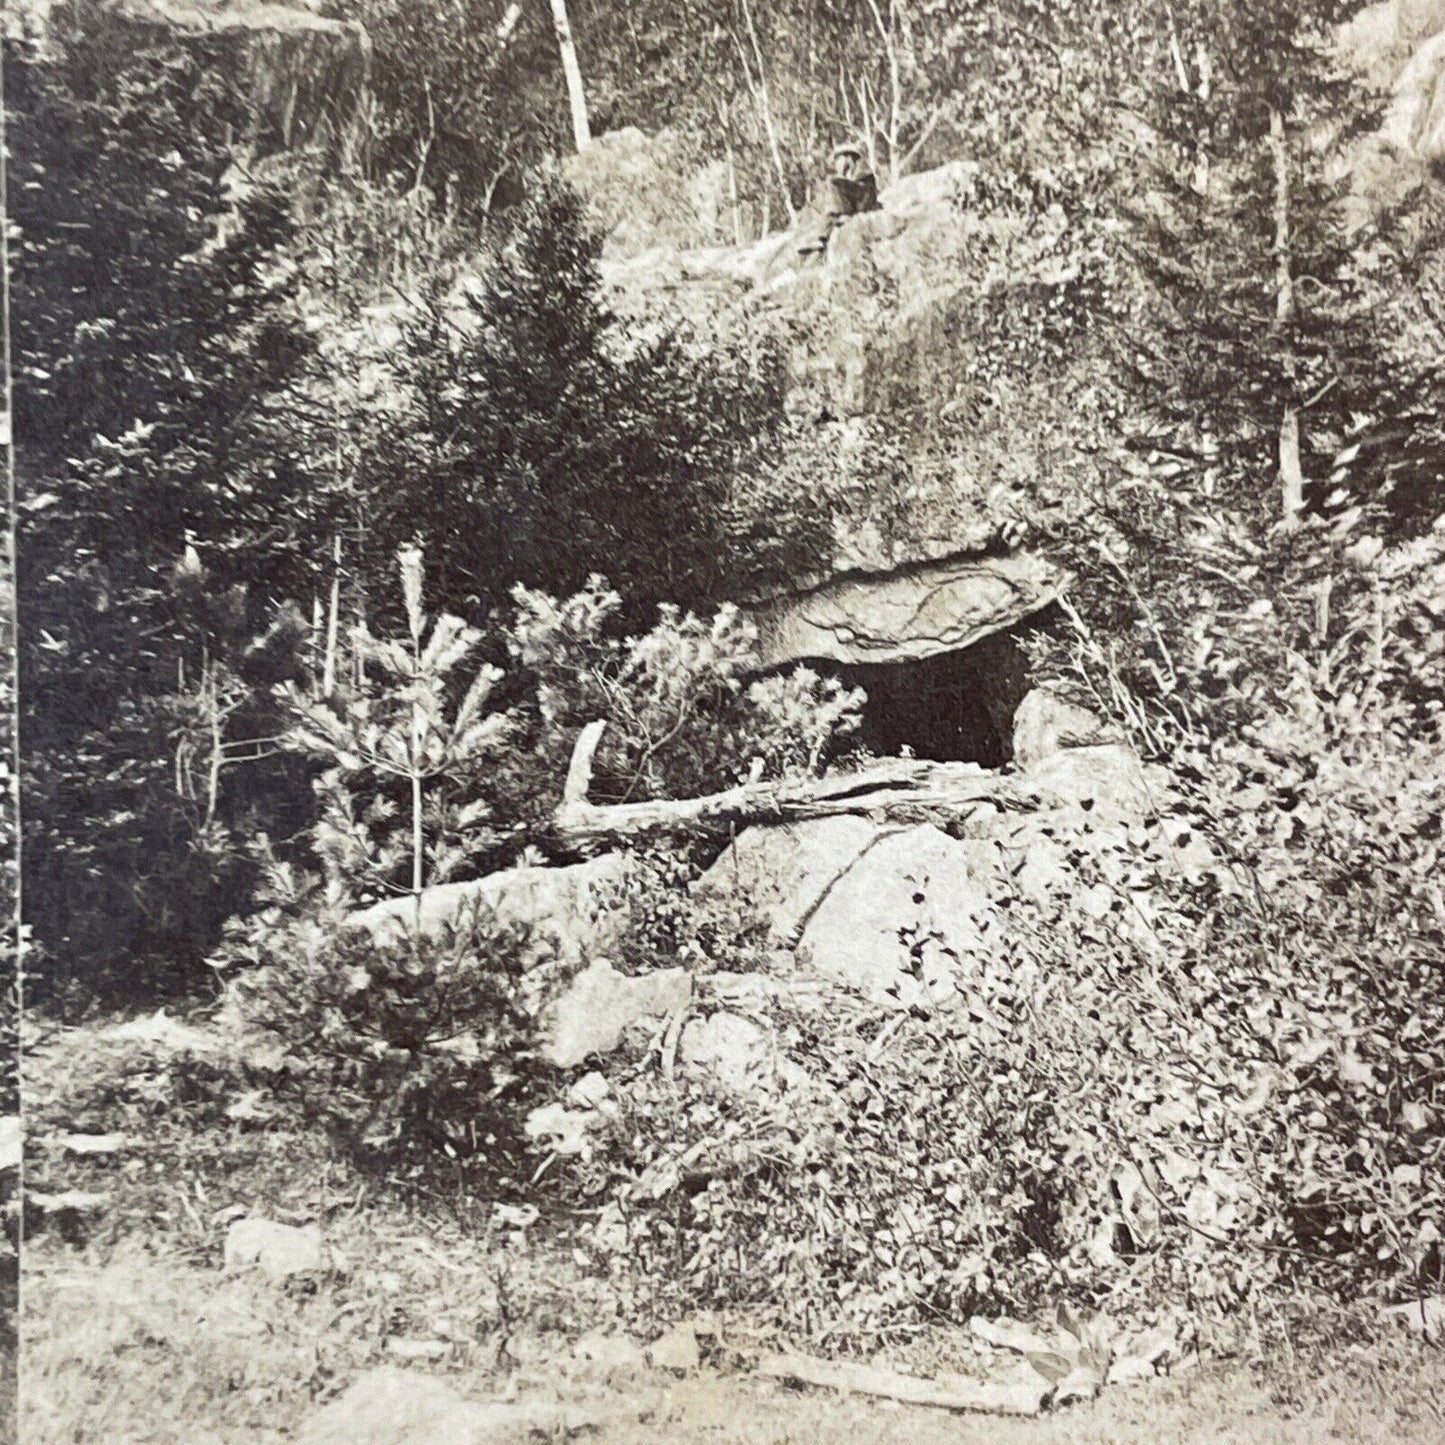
[{"left": 797, "top": 139, "right": 881, "bottom": 255}]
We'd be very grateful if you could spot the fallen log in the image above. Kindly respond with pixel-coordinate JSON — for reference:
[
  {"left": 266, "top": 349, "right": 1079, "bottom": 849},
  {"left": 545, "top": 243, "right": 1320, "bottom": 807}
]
[
  {"left": 756, "top": 1352, "right": 1049, "bottom": 1417},
  {"left": 553, "top": 721, "right": 1023, "bottom": 846}
]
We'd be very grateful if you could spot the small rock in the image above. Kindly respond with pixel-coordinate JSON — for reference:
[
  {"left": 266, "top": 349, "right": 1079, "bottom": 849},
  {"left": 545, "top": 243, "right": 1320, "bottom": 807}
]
[
  {"left": 100, "top": 1010, "right": 219, "bottom": 1055},
  {"left": 968, "top": 1315, "right": 1057, "bottom": 1355},
  {"left": 225, "top": 1090, "right": 275, "bottom": 1123},
  {"left": 573, "top": 1330, "right": 647, "bottom": 1377},
  {"left": 385, "top": 1338, "right": 450, "bottom": 1362},
  {"left": 296, "top": 1368, "right": 595, "bottom": 1445},
  {"left": 525, "top": 1103, "right": 599, "bottom": 1157},
  {"left": 492, "top": 1202, "right": 539, "bottom": 1230},
  {"left": 224, "top": 1217, "right": 327, "bottom": 1277},
  {"left": 566, "top": 1071, "right": 611, "bottom": 1109},
  {"left": 28, "top": 1188, "right": 111, "bottom": 1214},
  {"left": 680, "top": 1012, "right": 770, "bottom": 1092},
  {"left": 647, "top": 1320, "right": 701, "bottom": 1372},
  {"left": 57, "top": 1132, "right": 130, "bottom": 1157}
]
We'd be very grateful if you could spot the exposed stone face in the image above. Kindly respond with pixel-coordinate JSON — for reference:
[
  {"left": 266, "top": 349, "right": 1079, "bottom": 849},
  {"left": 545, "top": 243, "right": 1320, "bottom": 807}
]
[
  {"left": 698, "top": 819, "right": 993, "bottom": 1008},
  {"left": 1011, "top": 687, "right": 1116, "bottom": 770},
  {"left": 543, "top": 958, "right": 691, "bottom": 1068},
  {"left": 796, "top": 824, "right": 993, "bottom": 1007},
  {"left": 348, "top": 854, "right": 628, "bottom": 972},
  {"left": 12, "top": 0, "right": 369, "bottom": 156}
]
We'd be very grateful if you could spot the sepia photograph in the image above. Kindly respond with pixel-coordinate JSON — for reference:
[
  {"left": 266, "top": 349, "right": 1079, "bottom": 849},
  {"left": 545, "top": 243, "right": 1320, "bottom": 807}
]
[{"left": 3, "top": 0, "right": 1445, "bottom": 1439}]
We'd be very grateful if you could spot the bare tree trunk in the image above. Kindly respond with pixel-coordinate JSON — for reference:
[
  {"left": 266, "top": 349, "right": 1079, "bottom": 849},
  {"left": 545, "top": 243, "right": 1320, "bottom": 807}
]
[
  {"left": 1269, "top": 108, "right": 1304, "bottom": 524},
  {"left": 1270, "top": 111, "right": 1294, "bottom": 328},
  {"left": 550, "top": 0, "right": 592, "bottom": 153},
  {"left": 1278, "top": 404, "right": 1303, "bottom": 521},
  {"left": 734, "top": 0, "right": 797, "bottom": 223},
  {"left": 864, "top": 0, "right": 902, "bottom": 184},
  {"left": 322, "top": 534, "right": 341, "bottom": 698}
]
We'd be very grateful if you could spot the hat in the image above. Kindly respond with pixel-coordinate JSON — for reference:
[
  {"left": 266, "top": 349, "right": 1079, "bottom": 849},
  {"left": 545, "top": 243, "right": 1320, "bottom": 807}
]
[{"left": 832, "top": 139, "right": 865, "bottom": 158}]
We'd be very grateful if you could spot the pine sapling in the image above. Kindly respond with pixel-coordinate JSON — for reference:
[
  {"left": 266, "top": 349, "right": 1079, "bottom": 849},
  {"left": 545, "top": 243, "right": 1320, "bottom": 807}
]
[{"left": 280, "top": 545, "right": 514, "bottom": 923}]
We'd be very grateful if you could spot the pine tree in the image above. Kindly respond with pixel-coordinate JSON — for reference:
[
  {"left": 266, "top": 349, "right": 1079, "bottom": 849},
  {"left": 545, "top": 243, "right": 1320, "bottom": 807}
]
[
  {"left": 1128, "top": 0, "right": 1390, "bottom": 526},
  {"left": 8, "top": 14, "right": 319, "bottom": 997},
  {"left": 280, "top": 547, "right": 515, "bottom": 919}
]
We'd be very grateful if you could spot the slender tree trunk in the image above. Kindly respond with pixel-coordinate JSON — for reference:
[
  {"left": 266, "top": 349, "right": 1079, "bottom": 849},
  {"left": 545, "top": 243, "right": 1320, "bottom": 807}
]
[
  {"left": 735, "top": 0, "right": 797, "bottom": 222},
  {"left": 322, "top": 534, "right": 341, "bottom": 698},
  {"left": 1269, "top": 108, "right": 1304, "bottom": 523},
  {"left": 410, "top": 633, "right": 425, "bottom": 924},
  {"left": 549, "top": 0, "right": 592, "bottom": 153}
]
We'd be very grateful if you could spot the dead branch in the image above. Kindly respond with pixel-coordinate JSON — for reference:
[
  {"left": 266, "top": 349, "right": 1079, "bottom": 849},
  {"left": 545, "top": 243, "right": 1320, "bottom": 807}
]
[
  {"left": 552, "top": 721, "right": 1019, "bottom": 845},
  {"left": 756, "top": 1352, "right": 1048, "bottom": 1417}
]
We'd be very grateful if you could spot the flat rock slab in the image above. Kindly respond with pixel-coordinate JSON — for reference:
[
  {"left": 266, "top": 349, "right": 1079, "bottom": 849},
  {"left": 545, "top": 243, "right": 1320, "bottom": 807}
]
[
  {"left": 224, "top": 1217, "right": 328, "bottom": 1278},
  {"left": 349, "top": 853, "right": 628, "bottom": 971},
  {"left": 544, "top": 958, "right": 691, "bottom": 1068},
  {"left": 297, "top": 1368, "right": 595, "bottom": 1445}
]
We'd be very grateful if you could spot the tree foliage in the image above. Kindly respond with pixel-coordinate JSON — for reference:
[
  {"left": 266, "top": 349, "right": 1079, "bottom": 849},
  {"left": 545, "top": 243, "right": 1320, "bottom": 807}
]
[
  {"left": 353, "top": 179, "right": 830, "bottom": 623},
  {"left": 8, "top": 17, "right": 318, "bottom": 1000}
]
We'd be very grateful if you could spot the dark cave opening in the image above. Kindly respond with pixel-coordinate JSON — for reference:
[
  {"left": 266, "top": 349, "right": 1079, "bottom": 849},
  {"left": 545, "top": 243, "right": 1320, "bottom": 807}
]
[{"left": 830, "top": 622, "right": 1036, "bottom": 768}]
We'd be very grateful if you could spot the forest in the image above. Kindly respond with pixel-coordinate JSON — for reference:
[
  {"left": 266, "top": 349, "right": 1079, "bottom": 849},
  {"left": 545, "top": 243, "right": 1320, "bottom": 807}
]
[{"left": 8, "top": 0, "right": 1445, "bottom": 1439}]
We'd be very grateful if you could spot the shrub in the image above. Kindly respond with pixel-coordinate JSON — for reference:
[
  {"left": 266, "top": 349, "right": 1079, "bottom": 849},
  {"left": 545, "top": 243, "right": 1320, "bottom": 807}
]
[
  {"left": 228, "top": 895, "right": 543, "bottom": 1173},
  {"left": 501, "top": 578, "right": 864, "bottom": 821}
]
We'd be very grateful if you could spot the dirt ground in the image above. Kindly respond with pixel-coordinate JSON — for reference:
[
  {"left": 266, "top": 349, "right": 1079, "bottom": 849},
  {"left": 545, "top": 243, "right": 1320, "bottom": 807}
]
[
  {"left": 22, "top": 1238, "right": 1445, "bottom": 1445},
  {"left": 21, "top": 1019, "right": 1445, "bottom": 1445}
]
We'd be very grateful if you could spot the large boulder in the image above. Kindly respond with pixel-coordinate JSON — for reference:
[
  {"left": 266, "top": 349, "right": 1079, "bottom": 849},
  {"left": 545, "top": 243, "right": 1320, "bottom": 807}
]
[
  {"left": 349, "top": 854, "right": 627, "bottom": 972},
  {"left": 699, "top": 819, "right": 993, "bottom": 1007},
  {"left": 797, "top": 824, "right": 993, "bottom": 1006},
  {"left": 597, "top": 157, "right": 1075, "bottom": 424},
  {"left": 694, "top": 816, "right": 884, "bottom": 944}
]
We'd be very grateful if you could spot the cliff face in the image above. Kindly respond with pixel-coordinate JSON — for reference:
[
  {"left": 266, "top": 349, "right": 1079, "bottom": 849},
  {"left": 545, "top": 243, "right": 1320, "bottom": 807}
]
[
  {"left": 11, "top": 0, "right": 369, "bottom": 156},
  {"left": 1345, "top": 0, "right": 1445, "bottom": 209},
  {"left": 568, "top": 144, "right": 1108, "bottom": 584}
]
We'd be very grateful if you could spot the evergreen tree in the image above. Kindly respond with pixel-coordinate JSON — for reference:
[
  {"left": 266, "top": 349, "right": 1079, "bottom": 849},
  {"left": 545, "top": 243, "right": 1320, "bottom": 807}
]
[
  {"left": 356, "top": 179, "right": 829, "bottom": 626},
  {"left": 8, "top": 13, "right": 319, "bottom": 999},
  {"left": 1127, "top": 0, "right": 1405, "bottom": 526}
]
